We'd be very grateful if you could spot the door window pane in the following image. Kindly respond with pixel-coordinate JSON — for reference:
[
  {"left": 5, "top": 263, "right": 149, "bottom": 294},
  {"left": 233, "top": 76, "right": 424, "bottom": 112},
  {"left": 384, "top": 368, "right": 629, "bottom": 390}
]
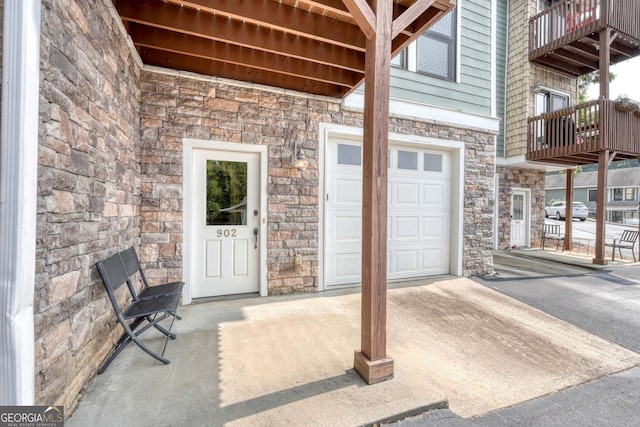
[
  {"left": 513, "top": 195, "right": 524, "bottom": 221},
  {"left": 398, "top": 150, "right": 418, "bottom": 170},
  {"left": 206, "top": 160, "right": 247, "bottom": 226},
  {"left": 424, "top": 153, "right": 443, "bottom": 172},
  {"left": 337, "top": 144, "right": 361, "bottom": 166}
]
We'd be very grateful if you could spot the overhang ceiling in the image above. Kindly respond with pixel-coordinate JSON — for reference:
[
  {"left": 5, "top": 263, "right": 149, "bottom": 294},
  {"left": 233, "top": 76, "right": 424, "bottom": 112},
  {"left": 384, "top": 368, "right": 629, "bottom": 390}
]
[{"left": 113, "top": 0, "right": 456, "bottom": 98}]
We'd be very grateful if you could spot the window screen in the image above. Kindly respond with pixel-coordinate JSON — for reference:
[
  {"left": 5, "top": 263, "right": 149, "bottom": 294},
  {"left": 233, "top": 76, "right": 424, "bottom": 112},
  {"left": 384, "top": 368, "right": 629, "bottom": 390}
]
[{"left": 416, "top": 8, "right": 456, "bottom": 80}]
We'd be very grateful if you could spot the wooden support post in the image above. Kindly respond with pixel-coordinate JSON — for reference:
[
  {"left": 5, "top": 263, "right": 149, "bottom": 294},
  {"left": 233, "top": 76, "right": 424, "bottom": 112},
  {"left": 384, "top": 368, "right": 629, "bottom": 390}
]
[
  {"left": 593, "top": 28, "right": 611, "bottom": 264},
  {"left": 354, "top": 0, "right": 394, "bottom": 385},
  {"left": 593, "top": 150, "right": 609, "bottom": 264},
  {"left": 564, "top": 169, "right": 574, "bottom": 251}
]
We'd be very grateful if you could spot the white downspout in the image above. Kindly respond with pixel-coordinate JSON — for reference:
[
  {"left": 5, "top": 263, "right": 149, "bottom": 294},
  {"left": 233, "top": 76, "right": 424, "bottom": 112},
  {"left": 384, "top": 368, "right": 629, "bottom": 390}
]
[{"left": 0, "top": 0, "right": 41, "bottom": 405}]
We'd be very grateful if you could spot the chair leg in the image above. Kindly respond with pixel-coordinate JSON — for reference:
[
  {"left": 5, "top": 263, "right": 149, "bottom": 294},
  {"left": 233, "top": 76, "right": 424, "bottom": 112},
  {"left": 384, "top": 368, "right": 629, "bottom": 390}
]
[{"left": 612, "top": 245, "right": 616, "bottom": 261}]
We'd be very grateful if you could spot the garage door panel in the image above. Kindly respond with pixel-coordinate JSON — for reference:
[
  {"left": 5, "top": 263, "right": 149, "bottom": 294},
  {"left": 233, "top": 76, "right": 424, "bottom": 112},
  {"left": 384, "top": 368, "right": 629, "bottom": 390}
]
[
  {"left": 334, "top": 177, "right": 361, "bottom": 205},
  {"left": 421, "top": 248, "right": 447, "bottom": 271},
  {"left": 330, "top": 252, "right": 361, "bottom": 282},
  {"left": 395, "top": 182, "right": 420, "bottom": 205},
  {"left": 395, "top": 250, "right": 419, "bottom": 273},
  {"left": 422, "top": 216, "right": 448, "bottom": 238},
  {"left": 422, "top": 183, "right": 447, "bottom": 205},
  {"left": 395, "top": 216, "right": 420, "bottom": 239},
  {"left": 333, "top": 215, "right": 361, "bottom": 242}
]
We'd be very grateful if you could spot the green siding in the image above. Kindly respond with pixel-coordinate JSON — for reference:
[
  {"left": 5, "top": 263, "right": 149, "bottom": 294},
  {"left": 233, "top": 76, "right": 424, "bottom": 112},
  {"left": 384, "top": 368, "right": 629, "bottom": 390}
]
[
  {"left": 496, "top": 0, "right": 508, "bottom": 156},
  {"left": 387, "top": 0, "right": 494, "bottom": 116}
]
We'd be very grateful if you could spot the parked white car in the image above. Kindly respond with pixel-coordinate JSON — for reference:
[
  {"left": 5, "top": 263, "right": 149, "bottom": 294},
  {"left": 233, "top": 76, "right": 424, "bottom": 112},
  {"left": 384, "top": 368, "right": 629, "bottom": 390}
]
[{"left": 544, "top": 201, "right": 588, "bottom": 221}]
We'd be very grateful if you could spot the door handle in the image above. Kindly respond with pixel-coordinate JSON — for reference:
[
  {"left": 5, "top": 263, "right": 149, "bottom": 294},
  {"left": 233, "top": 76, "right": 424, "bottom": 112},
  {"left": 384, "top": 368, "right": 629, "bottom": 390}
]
[{"left": 253, "top": 227, "right": 259, "bottom": 249}]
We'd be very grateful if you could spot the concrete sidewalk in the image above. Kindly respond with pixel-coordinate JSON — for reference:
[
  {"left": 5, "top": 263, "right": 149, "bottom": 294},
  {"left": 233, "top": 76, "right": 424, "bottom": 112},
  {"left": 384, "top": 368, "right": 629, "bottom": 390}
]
[
  {"left": 497, "top": 247, "right": 637, "bottom": 273},
  {"left": 67, "top": 278, "right": 640, "bottom": 427}
]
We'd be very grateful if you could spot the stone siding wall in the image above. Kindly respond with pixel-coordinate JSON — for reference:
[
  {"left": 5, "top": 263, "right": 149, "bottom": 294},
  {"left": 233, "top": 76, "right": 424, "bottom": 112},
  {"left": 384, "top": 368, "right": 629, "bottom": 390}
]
[
  {"left": 496, "top": 166, "right": 546, "bottom": 248},
  {"left": 36, "top": 0, "right": 141, "bottom": 412},
  {"left": 139, "top": 71, "right": 497, "bottom": 290}
]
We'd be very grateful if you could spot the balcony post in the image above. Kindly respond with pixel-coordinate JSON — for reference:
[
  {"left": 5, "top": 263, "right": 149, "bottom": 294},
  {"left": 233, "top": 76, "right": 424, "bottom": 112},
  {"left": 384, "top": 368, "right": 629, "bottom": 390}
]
[
  {"left": 593, "top": 150, "right": 609, "bottom": 264},
  {"left": 599, "top": 28, "right": 610, "bottom": 99},
  {"left": 564, "top": 170, "right": 574, "bottom": 251}
]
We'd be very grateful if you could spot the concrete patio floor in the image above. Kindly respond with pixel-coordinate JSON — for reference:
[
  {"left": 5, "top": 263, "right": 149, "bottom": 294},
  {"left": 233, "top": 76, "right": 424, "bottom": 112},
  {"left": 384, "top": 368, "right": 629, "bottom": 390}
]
[{"left": 67, "top": 277, "right": 640, "bottom": 426}]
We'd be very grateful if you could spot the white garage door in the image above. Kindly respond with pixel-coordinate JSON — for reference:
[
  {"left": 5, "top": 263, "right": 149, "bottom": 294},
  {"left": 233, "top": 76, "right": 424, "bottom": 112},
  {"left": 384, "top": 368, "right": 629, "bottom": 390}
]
[{"left": 325, "top": 137, "right": 451, "bottom": 287}]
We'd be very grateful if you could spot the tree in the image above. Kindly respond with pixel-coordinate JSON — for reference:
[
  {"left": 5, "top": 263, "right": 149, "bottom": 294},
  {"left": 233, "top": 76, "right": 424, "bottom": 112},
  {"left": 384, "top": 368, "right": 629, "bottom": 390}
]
[{"left": 578, "top": 71, "right": 616, "bottom": 103}]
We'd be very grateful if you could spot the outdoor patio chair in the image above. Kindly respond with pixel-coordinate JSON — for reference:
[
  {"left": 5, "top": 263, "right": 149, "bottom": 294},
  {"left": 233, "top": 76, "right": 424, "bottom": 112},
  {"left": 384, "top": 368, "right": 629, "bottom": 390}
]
[
  {"left": 541, "top": 223, "right": 564, "bottom": 251},
  {"left": 120, "top": 247, "right": 185, "bottom": 302},
  {"left": 605, "top": 230, "right": 639, "bottom": 262},
  {"left": 96, "top": 252, "right": 181, "bottom": 374}
]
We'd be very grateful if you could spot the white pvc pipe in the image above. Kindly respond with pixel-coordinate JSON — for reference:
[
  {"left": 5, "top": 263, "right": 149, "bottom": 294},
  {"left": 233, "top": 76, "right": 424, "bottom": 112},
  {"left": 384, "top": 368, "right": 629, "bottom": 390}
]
[{"left": 0, "top": 0, "right": 41, "bottom": 405}]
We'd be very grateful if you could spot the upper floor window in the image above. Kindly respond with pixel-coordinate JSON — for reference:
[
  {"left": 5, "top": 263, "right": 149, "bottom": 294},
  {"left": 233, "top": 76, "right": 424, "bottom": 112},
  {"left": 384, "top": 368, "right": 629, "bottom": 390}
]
[
  {"left": 610, "top": 188, "right": 635, "bottom": 202},
  {"left": 626, "top": 188, "right": 636, "bottom": 201},
  {"left": 416, "top": 8, "right": 457, "bottom": 80},
  {"left": 588, "top": 189, "right": 597, "bottom": 202},
  {"left": 538, "top": 0, "right": 563, "bottom": 12},
  {"left": 391, "top": 50, "right": 406, "bottom": 69},
  {"left": 535, "top": 90, "right": 569, "bottom": 115}
]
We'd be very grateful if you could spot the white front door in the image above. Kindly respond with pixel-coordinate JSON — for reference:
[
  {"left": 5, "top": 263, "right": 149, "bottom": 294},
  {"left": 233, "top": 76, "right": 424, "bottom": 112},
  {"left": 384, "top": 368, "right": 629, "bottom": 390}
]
[
  {"left": 511, "top": 190, "right": 529, "bottom": 247},
  {"left": 191, "top": 148, "right": 260, "bottom": 298}
]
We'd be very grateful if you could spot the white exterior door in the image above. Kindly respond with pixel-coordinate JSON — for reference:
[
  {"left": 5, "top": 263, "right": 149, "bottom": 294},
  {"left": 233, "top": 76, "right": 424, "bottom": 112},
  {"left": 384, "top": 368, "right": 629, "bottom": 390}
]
[
  {"left": 325, "top": 137, "right": 451, "bottom": 288},
  {"left": 191, "top": 148, "right": 260, "bottom": 298},
  {"left": 511, "top": 190, "right": 529, "bottom": 247}
]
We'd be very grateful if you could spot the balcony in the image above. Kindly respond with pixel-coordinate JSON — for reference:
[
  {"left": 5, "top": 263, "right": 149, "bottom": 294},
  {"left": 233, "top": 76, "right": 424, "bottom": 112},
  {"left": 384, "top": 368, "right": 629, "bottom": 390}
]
[
  {"left": 529, "top": 0, "right": 640, "bottom": 76},
  {"left": 527, "top": 98, "right": 640, "bottom": 166}
]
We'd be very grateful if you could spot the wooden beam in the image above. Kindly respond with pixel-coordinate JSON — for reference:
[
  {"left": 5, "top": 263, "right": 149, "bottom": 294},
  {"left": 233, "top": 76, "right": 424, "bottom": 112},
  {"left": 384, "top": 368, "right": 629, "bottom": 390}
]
[
  {"left": 354, "top": 0, "right": 394, "bottom": 385},
  {"left": 164, "top": 0, "right": 367, "bottom": 50},
  {"left": 130, "top": 24, "right": 360, "bottom": 88},
  {"left": 341, "top": 0, "right": 376, "bottom": 40},
  {"left": 392, "top": 0, "right": 435, "bottom": 39},
  {"left": 138, "top": 47, "right": 345, "bottom": 97},
  {"left": 116, "top": 0, "right": 366, "bottom": 72}
]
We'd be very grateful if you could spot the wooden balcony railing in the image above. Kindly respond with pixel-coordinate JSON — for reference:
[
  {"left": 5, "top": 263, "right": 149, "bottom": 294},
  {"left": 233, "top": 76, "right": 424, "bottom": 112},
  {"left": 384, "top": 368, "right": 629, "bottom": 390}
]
[
  {"left": 529, "top": 0, "right": 640, "bottom": 76},
  {"left": 527, "top": 98, "right": 640, "bottom": 166}
]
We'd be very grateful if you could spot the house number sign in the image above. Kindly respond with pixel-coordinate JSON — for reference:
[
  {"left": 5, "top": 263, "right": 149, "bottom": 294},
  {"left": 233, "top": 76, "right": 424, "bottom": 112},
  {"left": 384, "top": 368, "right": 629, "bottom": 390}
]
[{"left": 217, "top": 229, "right": 237, "bottom": 238}]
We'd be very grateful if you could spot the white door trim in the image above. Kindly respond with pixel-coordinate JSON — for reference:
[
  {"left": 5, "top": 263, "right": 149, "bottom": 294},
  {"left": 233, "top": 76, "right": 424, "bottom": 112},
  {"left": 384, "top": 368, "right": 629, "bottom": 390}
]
[
  {"left": 510, "top": 188, "right": 531, "bottom": 248},
  {"left": 318, "top": 123, "right": 465, "bottom": 291},
  {"left": 183, "top": 139, "right": 268, "bottom": 304}
]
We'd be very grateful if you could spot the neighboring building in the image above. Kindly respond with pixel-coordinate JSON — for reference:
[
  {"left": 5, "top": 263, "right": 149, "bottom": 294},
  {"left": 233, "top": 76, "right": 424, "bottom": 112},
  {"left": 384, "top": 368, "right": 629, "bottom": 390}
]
[
  {"left": 1, "top": 0, "right": 504, "bottom": 414},
  {"left": 497, "top": 0, "right": 640, "bottom": 255},
  {"left": 495, "top": 0, "right": 578, "bottom": 250},
  {"left": 546, "top": 168, "right": 640, "bottom": 223}
]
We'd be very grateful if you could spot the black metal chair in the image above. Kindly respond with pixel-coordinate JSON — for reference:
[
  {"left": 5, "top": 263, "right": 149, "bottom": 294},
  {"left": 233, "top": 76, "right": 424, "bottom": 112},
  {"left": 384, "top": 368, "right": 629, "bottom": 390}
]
[
  {"left": 96, "top": 252, "right": 181, "bottom": 374},
  {"left": 120, "top": 247, "right": 185, "bottom": 301},
  {"left": 605, "top": 230, "right": 639, "bottom": 262}
]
